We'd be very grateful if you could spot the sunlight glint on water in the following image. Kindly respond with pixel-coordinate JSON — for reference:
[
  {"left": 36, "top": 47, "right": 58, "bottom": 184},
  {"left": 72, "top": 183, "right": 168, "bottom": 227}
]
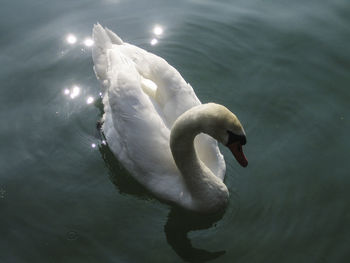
[{"left": 0, "top": 0, "right": 349, "bottom": 262}]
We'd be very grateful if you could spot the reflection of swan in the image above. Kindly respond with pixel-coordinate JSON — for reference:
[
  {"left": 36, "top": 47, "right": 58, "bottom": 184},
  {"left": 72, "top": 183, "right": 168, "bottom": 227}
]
[
  {"left": 99, "top": 143, "right": 229, "bottom": 262},
  {"left": 165, "top": 208, "right": 226, "bottom": 262},
  {"left": 92, "top": 24, "right": 248, "bottom": 213}
]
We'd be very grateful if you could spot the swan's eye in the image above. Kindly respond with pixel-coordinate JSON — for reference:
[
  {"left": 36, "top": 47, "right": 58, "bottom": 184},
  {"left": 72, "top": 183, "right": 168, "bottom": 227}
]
[
  {"left": 226, "top": 131, "right": 246, "bottom": 146},
  {"left": 240, "top": 136, "right": 247, "bottom": 145}
]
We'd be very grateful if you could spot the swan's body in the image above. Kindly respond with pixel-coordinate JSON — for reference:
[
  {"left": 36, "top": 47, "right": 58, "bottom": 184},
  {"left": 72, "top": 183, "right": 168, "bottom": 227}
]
[{"left": 92, "top": 24, "right": 247, "bottom": 213}]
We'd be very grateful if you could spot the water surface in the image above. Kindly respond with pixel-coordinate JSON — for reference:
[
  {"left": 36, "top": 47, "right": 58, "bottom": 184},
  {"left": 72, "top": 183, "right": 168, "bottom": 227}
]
[{"left": 1, "top": 0, "right": 349, "bottom": 262}]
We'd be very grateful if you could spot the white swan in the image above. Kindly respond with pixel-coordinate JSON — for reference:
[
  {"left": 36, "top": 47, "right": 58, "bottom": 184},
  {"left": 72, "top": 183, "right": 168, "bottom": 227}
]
[{"left": 92, "top": 24, "right": 248, "bottom": 213}]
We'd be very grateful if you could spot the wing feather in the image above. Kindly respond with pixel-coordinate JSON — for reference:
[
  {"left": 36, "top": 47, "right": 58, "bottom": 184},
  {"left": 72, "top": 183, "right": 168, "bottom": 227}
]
[{"left": 106, "top": 49, "right": 178, "bottom": 177}]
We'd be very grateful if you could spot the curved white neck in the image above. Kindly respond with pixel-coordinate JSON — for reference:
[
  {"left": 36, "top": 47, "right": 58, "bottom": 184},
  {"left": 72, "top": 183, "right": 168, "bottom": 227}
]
[{"left": 170, "top": 104, "right": 229, "bottom": 212}]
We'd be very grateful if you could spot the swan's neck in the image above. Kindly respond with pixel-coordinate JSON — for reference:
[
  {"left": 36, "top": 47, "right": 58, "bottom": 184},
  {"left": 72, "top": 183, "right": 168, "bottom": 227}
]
[{"left": 170, "top": 105, "right": 229, "bottom": 212}]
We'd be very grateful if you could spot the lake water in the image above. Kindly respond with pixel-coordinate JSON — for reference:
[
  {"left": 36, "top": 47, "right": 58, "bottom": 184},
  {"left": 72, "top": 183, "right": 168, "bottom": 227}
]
[{"left": 1, "top": 0, "right": 349, "bottom": 262}]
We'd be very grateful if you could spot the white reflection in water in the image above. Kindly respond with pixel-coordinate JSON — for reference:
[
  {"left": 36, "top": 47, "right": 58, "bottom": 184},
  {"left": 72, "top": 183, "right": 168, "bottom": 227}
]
[
  {"left": 66, "top": 34, "right": 77, "bottom": 44},
  {"left": 84, "top": 38, "right": 94, "bottom": 47},
  {"left": 86, "top": 96, "right": 94, "bottom": 104},
  {"left": 64, "top": 34, "right": 94, "bottom": 48},
  {"left": 153, "top": 25, "right": 163, "bottom": 36},
  {"left": 91, "top": 143, "right": 97, "bottom": 148},
  {"left": 64, "top": 88, "right": 70, "bottom": 95},
  {"left": 150, "top": 38, "right": 158, "bottom": 45},
  {"left": 70, "top": 86, "right": 80, "bottom": 99}
]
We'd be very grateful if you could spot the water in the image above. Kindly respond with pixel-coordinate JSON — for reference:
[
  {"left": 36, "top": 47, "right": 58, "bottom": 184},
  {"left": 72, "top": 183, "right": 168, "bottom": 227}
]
[{"left": 1, "top": 0, "right": 349, "bottom": 262}]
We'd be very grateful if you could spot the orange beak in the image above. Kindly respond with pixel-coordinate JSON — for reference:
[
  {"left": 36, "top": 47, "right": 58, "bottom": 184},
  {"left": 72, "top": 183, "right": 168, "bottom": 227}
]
[{"left": 228, "top": 142, "right": 248, "bottom": 167}]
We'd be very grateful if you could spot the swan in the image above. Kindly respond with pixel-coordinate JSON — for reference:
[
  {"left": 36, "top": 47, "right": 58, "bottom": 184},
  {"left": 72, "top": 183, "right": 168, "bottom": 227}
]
[{"left": 92, "top": 24, "right": 248, "bottom": 213}]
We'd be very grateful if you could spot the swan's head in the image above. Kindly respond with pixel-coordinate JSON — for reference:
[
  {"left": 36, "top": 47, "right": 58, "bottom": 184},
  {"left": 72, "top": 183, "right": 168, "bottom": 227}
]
[
  {"left": 171, "top": 103, "right": 248, "bottom": 167},
  {"left": 202, "top": 103, "right": 248, "bottom": 167}
]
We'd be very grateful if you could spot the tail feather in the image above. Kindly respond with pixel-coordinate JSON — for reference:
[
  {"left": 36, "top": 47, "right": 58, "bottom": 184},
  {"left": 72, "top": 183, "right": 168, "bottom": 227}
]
[
  {"left": 92, "top": 23, "right": 124, "bottom": 84},
  {"left": 92, "top": 23, "right": 112, "bottom": 50},
  {"left": 105, "top": 27, "right": 123, "bottom": 45}
]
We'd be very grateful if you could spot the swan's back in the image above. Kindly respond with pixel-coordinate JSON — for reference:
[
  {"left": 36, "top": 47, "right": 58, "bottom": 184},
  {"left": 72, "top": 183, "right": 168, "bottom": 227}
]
[{"left": 92, "top": 24, "right": 226, "bottom": 202}]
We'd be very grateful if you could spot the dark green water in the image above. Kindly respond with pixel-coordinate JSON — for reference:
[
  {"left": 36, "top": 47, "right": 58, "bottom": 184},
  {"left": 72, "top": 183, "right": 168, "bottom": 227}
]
[{"left": 1, "top": 0, "right": 350, "bottom": 262}]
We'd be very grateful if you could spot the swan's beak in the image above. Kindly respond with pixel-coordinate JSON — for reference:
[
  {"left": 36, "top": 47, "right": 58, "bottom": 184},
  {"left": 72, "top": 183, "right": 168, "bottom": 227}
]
[{"left": 228, "top": 142, "right": 248, "bottom": 167}]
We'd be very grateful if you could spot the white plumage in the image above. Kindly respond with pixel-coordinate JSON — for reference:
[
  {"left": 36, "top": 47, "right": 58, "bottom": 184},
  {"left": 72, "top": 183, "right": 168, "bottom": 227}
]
[{"left": 92, "top": 24, "right": 247, "bottom": 213}]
